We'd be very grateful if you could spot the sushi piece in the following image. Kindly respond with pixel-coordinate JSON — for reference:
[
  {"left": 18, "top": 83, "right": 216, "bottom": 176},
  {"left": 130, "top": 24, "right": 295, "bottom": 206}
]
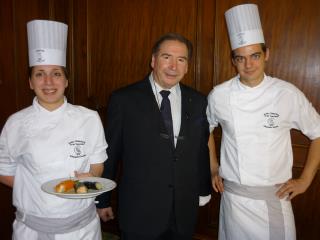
[
  {"left": 55, "top": 180, "right": 75, "bottom": 193},
  {"left": 74, "top": 181, "right": 88, "bottom": 193},
  {"left": 83, "top": 181, "right": 103, "bottom": 190}
]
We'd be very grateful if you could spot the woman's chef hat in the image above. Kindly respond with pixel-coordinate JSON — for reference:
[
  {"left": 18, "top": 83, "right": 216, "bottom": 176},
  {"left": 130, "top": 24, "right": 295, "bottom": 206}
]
[
  {"left": 27, "top": 20, "right": 68, "bottom": 67},
  {"left": 225, "top": 4, "right": 264, "bottom": 50}
]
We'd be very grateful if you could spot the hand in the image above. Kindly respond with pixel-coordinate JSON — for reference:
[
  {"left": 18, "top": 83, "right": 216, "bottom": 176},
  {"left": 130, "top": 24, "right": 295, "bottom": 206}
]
[
  {"left": 74, "top": 171, "right": 92, "bottom": 179},
  {"left": 211, "top": 169, "right": 224, "bottom": 193},
  {"left": 0, "top": 175, "right": 14, "bottom": 188},
  {"left": 97, "top": 207, "right": 114, "bottom": 222},
  {"left": 276, "top": 178, "right": 310, "bottom": 200}
]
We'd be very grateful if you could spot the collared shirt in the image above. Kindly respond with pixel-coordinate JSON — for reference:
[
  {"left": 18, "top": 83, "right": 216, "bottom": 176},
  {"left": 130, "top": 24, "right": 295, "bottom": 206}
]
[
  {"left": 149, "top": 74, "right": 181, "bottom": 147},
  {"left": 149, "top": 73, "right": 211, "bottom": 205}
]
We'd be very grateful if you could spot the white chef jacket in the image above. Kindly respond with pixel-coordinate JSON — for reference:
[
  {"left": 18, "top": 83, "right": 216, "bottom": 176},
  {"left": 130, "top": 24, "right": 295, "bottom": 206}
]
[
  {"left": 207, "top": 74, "right": 320, "bottom": 240},
  {"left": 0, "top": 97, "right": 107, "bottom": 239},
  {"left": 207, "top": 74, "right": 320, "bottom": 186}
]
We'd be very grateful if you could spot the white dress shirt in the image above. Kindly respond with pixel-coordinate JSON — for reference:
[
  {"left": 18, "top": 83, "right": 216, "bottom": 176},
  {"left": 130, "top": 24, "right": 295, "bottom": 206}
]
[{"left": 149, "top": 73, "right": 211, "bottom": 206}]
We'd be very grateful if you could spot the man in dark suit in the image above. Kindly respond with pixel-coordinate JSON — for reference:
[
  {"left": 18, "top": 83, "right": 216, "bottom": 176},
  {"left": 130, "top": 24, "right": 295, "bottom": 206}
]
[{"left": 96, "top": 33, "right": 211, "bottom": 240}]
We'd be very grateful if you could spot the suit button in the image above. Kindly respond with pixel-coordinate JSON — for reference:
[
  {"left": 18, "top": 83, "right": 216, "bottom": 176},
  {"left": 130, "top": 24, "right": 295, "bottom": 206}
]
[
  {"left": 168, "top": 184, "right": 173, "bottom": 188},
  {"left": 174, "top": 157, "right": 178, "bottom": 162}
]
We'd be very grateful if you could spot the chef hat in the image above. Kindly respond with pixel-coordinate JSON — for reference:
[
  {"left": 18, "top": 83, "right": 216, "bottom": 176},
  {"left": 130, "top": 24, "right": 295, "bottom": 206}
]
[
  {"left": 225, "top": 4, "right": 264, "bottom": 50},
  {"left": 27, "top": 20, "right": 68, "bottom": 67}
]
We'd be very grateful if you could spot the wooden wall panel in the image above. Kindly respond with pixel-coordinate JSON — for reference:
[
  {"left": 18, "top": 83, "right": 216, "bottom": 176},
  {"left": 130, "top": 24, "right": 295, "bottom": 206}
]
[
  {"left": 260, "top": 0, "right": 320, "bottom": 110},
  {"left": 0, "top": 185, "right": 14, "bottom": 240},
  {"left": 13, "top": 0, "right": 51, "bottom": 111},
  {"left": 196, "top": 0, "right": 215, "bottom": 95},
  {"left": 0, "top": 0, "right": 15, "bottom": 129},
  {"left": 194, "top": 1, "right": 218, "bottom": 238},
  {"left": 87, "top": 0, "right": 198, "bottom": 112},
  {"left": 1, "top": 0, "right": 320, "bottom": 239},
  {"left": 72, "top": 0, "right": 88, "bottom": 107},
  {"left": 292, "top": 169, "right": 320, "bottom": 240},
  {"left": 0, "top": 2, "right": 15, "bottom": 237}
]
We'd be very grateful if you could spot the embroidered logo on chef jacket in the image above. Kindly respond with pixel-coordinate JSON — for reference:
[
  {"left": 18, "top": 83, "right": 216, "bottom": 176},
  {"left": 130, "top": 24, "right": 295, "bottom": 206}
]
[
  {"left": 69, "top": 140, "right": 86, "bottom": 158},
  {"left": 263, "top": 112, "right": 279, "bottom": 128}
]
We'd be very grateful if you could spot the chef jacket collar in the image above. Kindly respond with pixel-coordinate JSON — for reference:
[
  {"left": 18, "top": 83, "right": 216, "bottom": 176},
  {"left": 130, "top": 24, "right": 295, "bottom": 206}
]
[
  {"left": 33, "top": 96, "right": 68, "bottom": 116},
  {"left": 236, "top": 73, "right": 267, "bottom": 90}
]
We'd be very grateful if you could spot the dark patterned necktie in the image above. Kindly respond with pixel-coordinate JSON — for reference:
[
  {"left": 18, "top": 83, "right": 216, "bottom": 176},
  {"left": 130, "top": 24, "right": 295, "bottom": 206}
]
[{"left": 160, "top": 90, "right": 174, "bottom": 146}]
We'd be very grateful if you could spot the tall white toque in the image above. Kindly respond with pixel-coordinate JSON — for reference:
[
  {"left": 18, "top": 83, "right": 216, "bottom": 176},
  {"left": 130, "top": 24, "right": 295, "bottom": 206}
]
[
  {"left": 225, "top": 4, "right": 264, "bottom": 50},
  {"left": 27, "top": 20, "right": 68, "bottom": 67}
]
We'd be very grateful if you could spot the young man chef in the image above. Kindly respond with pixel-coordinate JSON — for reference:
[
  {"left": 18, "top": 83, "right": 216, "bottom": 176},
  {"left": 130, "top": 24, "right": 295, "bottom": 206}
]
[
  {"left": 207, "top": 4, "right": 320, "bottom": 240},
  {"left": 0, "top": 20, "right": 107, "bottom": 239}
]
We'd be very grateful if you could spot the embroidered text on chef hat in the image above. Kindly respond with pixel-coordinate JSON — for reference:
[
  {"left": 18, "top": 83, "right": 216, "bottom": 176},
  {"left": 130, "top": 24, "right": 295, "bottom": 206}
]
[
  {"left": 27, "top": 20, "right": 68, "bottom": 67},
  {"left": 225, "top": 4, "right": 265, "bottom": 50}
]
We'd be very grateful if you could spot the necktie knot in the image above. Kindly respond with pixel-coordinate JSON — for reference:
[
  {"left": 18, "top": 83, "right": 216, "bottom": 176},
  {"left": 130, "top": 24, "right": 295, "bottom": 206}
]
[{"left": 160, "top": 90, "right": 170, "bottom": 99}]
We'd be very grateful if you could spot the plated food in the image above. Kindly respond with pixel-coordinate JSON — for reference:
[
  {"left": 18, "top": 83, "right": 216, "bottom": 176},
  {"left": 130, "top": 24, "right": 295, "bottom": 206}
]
[
  {"left": 41, "top": 177, "right": 116, "bottom": 199},
  {"left": 55, "top": 179, "right": 103, "bottom": 194}
]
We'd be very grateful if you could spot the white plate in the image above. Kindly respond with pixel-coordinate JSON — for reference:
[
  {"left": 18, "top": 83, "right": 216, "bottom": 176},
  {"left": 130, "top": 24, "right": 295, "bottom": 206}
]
[{"left": 41, "top": 177, "right": 116, "bottom": 199}]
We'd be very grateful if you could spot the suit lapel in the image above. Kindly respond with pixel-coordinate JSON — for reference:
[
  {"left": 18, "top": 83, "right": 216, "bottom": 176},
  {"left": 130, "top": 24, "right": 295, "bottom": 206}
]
[
  {"left": 140, "top": 77, "right": 160, "bottom": 110},
  {"left": 175, "top": 84, "right": 191, "bottom": 152}
]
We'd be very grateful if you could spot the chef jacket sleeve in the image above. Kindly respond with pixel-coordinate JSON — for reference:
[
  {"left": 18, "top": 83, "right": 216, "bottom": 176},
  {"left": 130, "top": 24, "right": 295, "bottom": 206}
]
[
  {"left": 291, "top": 88, "right": 320, "bottom": 140},
  {"left": 87, "top": 112, "right": 108, "bottom": 165},
  {"left": 0, "top": 124, "right": 17, "bottom": 176},
  {"left": 207, "top": 89, "right": 219, "bottom": 133}
]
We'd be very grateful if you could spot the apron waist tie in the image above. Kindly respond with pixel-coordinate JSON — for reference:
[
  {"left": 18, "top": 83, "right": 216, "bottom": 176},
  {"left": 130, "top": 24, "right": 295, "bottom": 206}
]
[
  {"left": 16, "top": 203, "right": 96, "bottom": 240},
  {"left": 223, "top": 180, "right": 285, "bottom": 240}
]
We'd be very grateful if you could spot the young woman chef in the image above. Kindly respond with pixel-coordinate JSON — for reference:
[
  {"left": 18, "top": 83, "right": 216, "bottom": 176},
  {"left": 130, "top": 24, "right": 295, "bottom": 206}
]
[{"left": 0, "top": 19, "right": 107, "bottom": 240}]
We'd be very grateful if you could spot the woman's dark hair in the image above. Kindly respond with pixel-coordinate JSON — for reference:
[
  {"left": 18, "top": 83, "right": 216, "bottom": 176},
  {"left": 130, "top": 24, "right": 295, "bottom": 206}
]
[
  {"left": 28, "top": 66, "right": 69, "bottom": 79},
  {"left": 152, "top": 33, "right": 193, "bottom": 60}
]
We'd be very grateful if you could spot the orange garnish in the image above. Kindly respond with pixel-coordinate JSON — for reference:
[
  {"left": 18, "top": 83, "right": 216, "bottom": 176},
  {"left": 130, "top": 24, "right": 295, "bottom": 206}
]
[{"left": 54, "top": 179, "right": 75, "bottom": 193}]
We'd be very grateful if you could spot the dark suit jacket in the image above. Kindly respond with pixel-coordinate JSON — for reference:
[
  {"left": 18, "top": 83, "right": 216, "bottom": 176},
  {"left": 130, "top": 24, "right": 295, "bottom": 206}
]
[{"left": 97, "top": 77, "right": 211, "bottom": 236}]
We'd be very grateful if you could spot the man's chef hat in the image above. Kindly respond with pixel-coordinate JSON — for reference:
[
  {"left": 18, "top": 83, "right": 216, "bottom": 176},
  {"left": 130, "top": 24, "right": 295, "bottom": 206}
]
[
  {"left": 225, "top": 4, "right": 264, "bottom": 50},
  {"left": 27, "top": 20, "right": 68, "bottom": 67}
]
